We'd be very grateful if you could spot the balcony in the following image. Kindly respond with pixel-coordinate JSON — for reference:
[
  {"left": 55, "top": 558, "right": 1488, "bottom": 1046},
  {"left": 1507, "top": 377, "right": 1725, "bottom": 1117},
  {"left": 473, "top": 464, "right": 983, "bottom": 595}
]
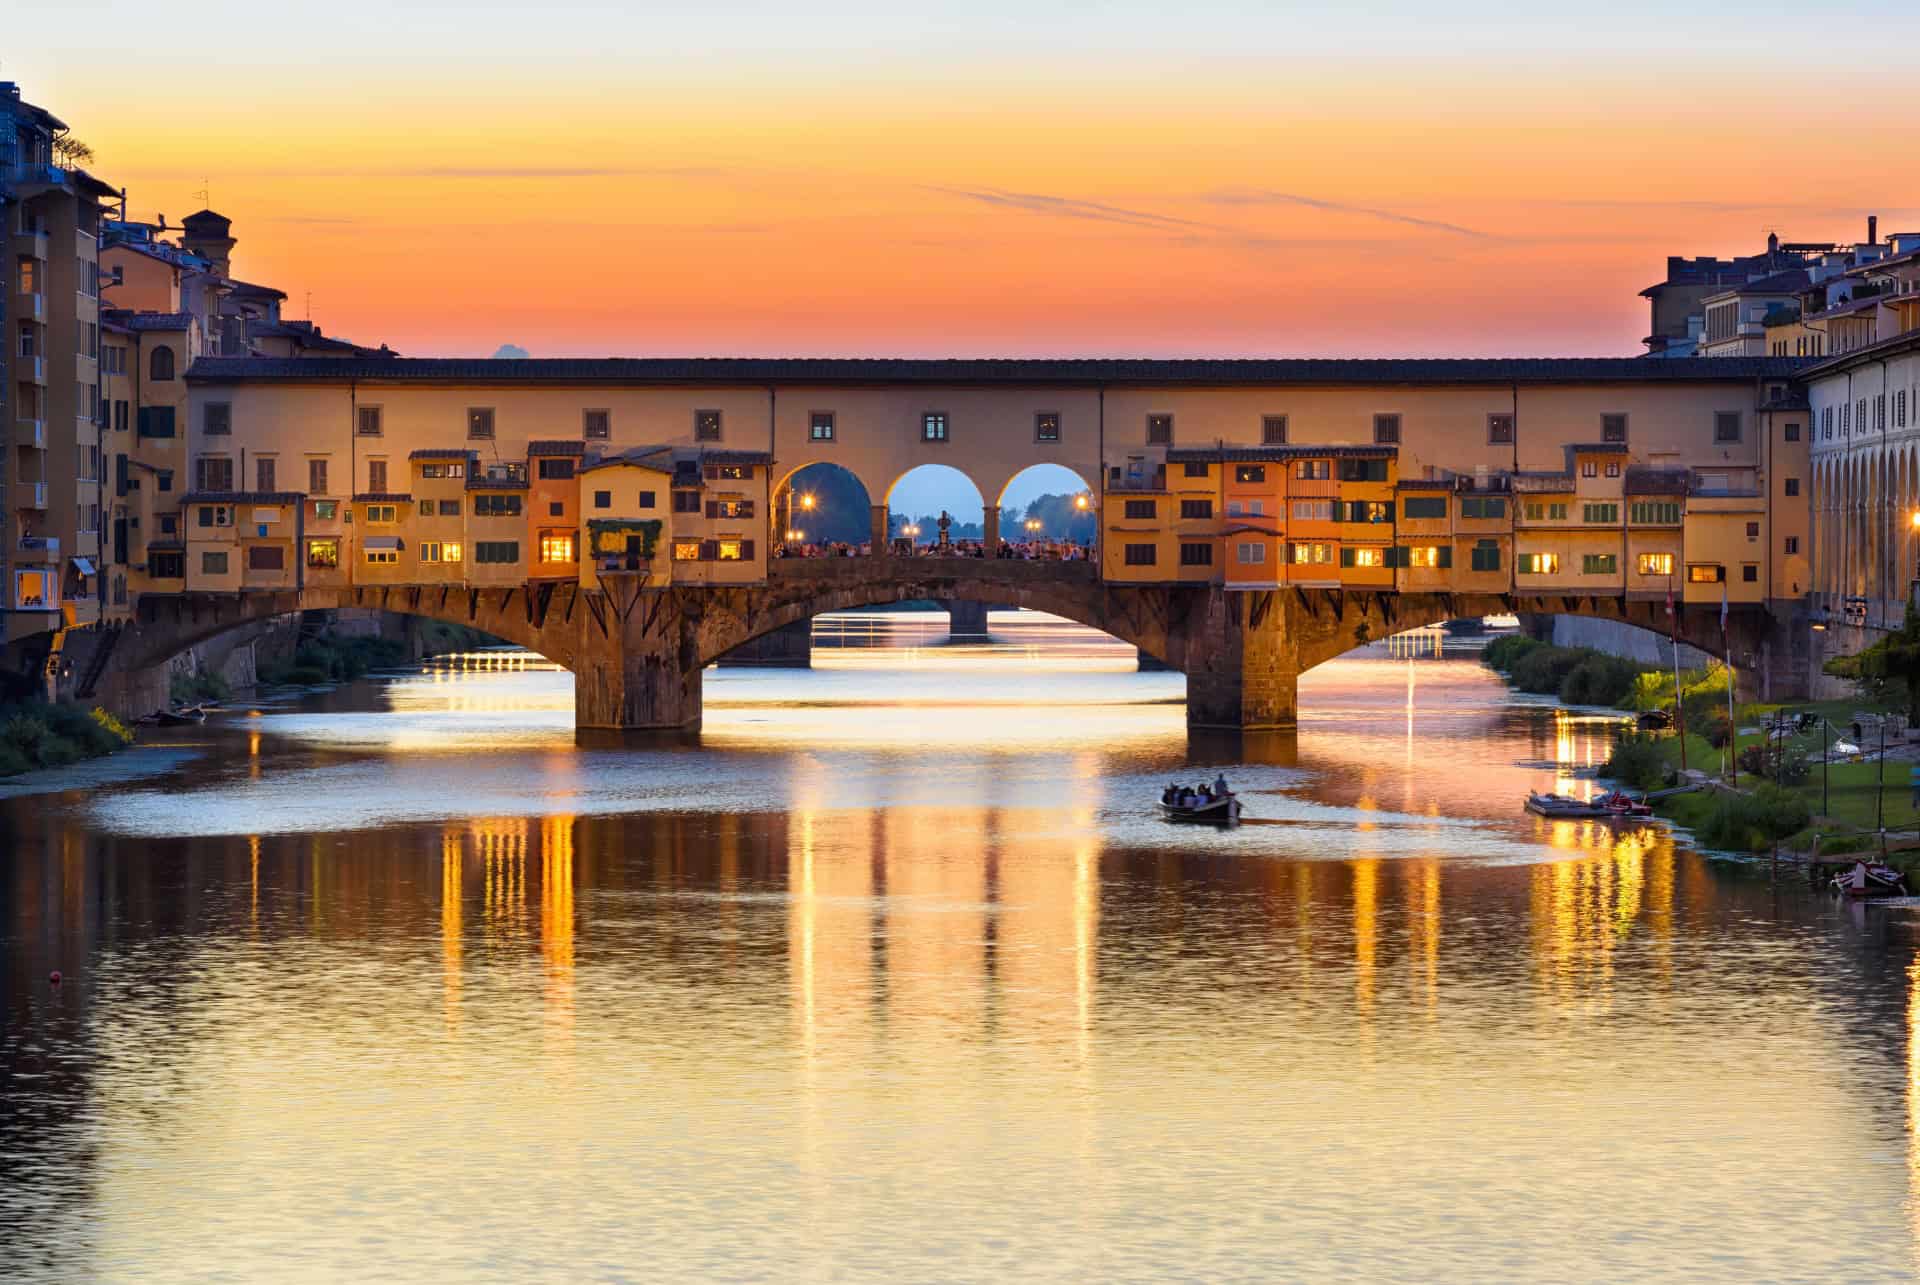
[
  {"left": 12, "top": 226, "right": 48, "bottom": 259},
  {"left": 16, "top": 534, "right": 58, "bottom": 562},
  {"left": 16, "top": 354, "right": 46, "bottom": 383},
  {"left": 17, "top": 481, "right": 47, "bottom": 510},
  {"left": 15, "top": 417, "right": 45, "bottom": 449},
  {"left": 16, "top": 290, "right": 44, "bottom": 320},
  {"left": 3, "top": 162, "right": 73, "bottom": 193}
]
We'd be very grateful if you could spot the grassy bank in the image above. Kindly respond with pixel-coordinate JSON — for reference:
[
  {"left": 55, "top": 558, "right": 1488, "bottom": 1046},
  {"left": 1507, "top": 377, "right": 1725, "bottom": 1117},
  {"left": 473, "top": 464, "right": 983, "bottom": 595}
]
[{"left": 0, "top": 702, "right": 135, "bottom": 777}]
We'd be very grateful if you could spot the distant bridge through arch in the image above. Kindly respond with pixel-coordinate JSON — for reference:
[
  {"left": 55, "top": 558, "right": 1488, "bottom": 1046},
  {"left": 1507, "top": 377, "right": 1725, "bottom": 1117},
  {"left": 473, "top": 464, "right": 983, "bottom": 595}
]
[{"left": 95, "top": 560, "right": 1794, "bottom": 738}]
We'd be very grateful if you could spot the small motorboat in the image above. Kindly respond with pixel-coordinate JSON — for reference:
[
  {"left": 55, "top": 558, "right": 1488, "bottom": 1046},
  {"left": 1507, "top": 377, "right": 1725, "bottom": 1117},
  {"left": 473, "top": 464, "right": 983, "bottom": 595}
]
[
  {"left": 1592, "top": 789, "right": 1653, "bottom": 817},
  {"left": 153, "top": 704, "right": 209, "bottom": 726},
  {"left": 1525, "top": 792, "right": 1602, "bottom": 818},
  {"left": 1160, "top": 793, "right": 1243, "bottom": 823},
  {"left": 1831, "top": 860, "right": 1910, "bottom": 899}
]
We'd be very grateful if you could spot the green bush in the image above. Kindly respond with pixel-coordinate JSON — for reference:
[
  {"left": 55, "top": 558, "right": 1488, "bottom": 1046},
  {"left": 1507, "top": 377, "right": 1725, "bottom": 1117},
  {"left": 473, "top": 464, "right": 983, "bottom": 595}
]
[
  {"left": 1508, "top": 645, "right": 1590, "bottom": 695},
  {"left": 1560, "top": 654, "right": 1642, "bottom": 707},
  {"left": 0, "top": 701, "right": 134, "bottom": 776},
  {"left": 4, "top": 713, "right": 50, "bottom": 759},
  {"left": 1696, "top": 784, "right": 1812, "bottom": 852},
  {"left": 170, "top": 670, "right": 231, "bottom": 705},
  {"left": 1604, "top": 731, "right": 1670, "bottom": 792},
  {"left": 1482, "top": 634, "right": 1544, "bottom": 672},
  {"left": 0, "top": 741, "right": 31, "bottom": 776},
  {"left": 1815, "top": 832, "right": 1872, "bottom": 856}
]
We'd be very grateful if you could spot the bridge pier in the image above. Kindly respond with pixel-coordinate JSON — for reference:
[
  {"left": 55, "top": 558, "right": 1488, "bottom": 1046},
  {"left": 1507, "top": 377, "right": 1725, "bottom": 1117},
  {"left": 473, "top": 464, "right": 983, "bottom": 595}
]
[
  {"left": 945, "top": 600, "right": 990, "bottom": 640},
  {"left": 982, "top": 505, "right": 999, "bottom": 550},
  {"left": 1174, "top": 589, "right": 1301, "bottom": 730}
]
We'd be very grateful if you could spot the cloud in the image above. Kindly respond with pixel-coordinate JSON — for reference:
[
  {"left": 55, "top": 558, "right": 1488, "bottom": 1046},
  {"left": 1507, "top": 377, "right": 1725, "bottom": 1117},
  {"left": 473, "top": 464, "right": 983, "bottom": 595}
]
[
  {"left": 406, "top": 165, "right": 727, "bottom": 180},
  {"left": 926, "top": 186, "right": 1213, "bottom": 232},
  {"left": 1200, "top": 187, "right": 1493, "bottom": 238}
]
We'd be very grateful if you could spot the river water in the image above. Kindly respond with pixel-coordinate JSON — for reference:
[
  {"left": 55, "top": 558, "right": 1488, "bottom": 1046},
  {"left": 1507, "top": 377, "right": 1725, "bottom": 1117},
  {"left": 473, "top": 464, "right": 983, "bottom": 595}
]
[{"left": 4, "top": 614, "right": 1919, "bottom": 1281}]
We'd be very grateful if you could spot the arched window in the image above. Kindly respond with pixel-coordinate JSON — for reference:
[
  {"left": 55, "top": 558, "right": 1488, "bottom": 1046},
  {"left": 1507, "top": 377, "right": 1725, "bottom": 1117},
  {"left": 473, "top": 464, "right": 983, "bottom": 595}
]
[{"left": 149, "top": 345, "right": 175, "bottom": 381}]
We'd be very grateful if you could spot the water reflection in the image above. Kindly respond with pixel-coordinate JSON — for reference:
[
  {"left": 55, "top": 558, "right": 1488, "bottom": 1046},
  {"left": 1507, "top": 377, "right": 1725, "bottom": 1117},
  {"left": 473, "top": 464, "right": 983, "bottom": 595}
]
[{"left": 2, "top": 630, "right": 1919, "bottom": 1280}]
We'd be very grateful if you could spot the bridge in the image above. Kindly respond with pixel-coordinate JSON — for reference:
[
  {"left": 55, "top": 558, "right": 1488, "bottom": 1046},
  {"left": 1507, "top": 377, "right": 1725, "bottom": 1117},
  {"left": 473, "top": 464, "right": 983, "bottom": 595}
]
[{"left": 103, "top": 557, "right": 1786, "bottom": 736}]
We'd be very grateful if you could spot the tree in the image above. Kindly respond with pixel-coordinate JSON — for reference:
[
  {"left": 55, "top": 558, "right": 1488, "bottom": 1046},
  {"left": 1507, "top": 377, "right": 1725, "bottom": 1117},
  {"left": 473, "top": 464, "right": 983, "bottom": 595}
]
[
  {"left": 1825, "top": 604, "right": 1920, "bottom": 722},
  {"left": 51, "top": 130, "right": 94, "bottom": 168}
]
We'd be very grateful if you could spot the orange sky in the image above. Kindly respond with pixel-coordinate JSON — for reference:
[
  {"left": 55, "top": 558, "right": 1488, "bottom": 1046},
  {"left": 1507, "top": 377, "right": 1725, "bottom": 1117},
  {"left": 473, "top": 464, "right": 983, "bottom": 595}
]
[{"left": 14, "top": 6, "right": 1920, "bottom": 357}]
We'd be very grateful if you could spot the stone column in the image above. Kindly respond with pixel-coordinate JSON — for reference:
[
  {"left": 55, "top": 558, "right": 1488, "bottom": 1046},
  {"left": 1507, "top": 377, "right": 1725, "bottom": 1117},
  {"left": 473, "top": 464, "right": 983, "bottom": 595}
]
[
  {"left": 870, "top": 504, "right": 890, "bottom": 558},
  {"left": 1171, "top": 587, "right": 1300, "bottom": 730},
  {"left": 572, "top": 583, "right": 703, "bottom": 739},
  {"left": 982, "top": 504, "right": 1000, "bottom": 550},
  {"left": 946, "top": 599, "right": 989, "bottom": 640}
]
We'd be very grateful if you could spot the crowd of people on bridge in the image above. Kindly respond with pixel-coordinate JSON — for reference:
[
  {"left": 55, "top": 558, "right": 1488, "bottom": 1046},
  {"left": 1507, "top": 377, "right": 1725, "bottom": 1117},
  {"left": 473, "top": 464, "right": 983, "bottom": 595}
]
[{"left": 771, "top": 538, "right": 1096, "bottom": 561}]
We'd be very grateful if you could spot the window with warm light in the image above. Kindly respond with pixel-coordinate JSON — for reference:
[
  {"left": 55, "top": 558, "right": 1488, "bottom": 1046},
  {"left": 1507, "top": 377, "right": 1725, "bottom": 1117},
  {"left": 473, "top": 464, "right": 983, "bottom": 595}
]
[
  {"left": 1343, "top": 546, "right": 1385, "bottom": 568},
  {"left": 717, "top": 541, "right": 745, "bottom": 561},
  {"left": 1290, "top": 542, "right": 1331, "bottom": 564},
  {"left": 1686, "top": 563, "right": 1724, "bottom": 583},
  {"left": 1637, "top": 552, "right": 1674, "bottom": 576},
  {"left": 305, "top": 539, "right": 339, "bottom": 568},
  {"left": 1518, "top": 552, "right": 1560, "bottom": 575},
  {"left": 539, "top": 532, "right": 576, "bottom": 563},
  {"left": 1409, "top": 545, "right": 1444, "bottom": 568},
  {"left": 673, "top": 541, "right": 703, "bottom": 561},
  {"left": 421, "top": 542, "right": 464, "bottom": 563}
]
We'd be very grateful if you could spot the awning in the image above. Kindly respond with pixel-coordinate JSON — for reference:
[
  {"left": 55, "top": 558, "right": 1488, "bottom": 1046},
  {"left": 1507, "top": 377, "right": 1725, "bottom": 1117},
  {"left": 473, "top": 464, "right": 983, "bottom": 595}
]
[
  {"left": 70, "top": 557, "right": 96, "bottom": 575},
  {"left": 363, "top": 536, "right": 402, "bottom": 550}
]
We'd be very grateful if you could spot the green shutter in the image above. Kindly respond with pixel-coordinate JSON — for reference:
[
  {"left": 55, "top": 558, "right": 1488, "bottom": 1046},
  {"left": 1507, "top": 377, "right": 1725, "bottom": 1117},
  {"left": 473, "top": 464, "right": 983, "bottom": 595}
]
[{"left": 1438, "top": 545, "right": 1453, "bottom": 568}]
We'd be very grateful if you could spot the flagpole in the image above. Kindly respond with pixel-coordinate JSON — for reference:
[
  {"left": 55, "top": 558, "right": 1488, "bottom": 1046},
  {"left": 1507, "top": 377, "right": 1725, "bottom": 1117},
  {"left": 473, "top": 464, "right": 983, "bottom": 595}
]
[{"left": 1669, "top": 572, "right": 1687, "bottom": 775}]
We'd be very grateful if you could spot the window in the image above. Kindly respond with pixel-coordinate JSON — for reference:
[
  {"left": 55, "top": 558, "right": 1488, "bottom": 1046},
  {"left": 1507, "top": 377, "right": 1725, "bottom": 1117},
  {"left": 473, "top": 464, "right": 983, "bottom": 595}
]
[
  {"left": 1295, "top": 460, "right": 1330, "bottom": 481},
  {"left": 593, "top": 490, "right": 612, "bottom": 509},
  {"left": 104, "top": 345, "right": 126, "bottom": 376},
  {"left": 1600, "top": 413, "right": 1628, "bottom": 443},
  {"left": 474, "top": 542, "right": 520, "bottom": 564},
  {"left": 419, "top": 500, "right": 435, "bottom": 517},
  {"left": 1146, "top": 414, "right": 1172, "bottom": 444},
  {"left": 1784, "top": 477, "right": 1800, "bottom": 497},
  {"left": 1784, "top": 422, "right": 1801, "bottom": 442},
  {"left": 583, "top": 409, "right": 610, "bottom": 440},
  {"left": 1877, "top": 394, "right": 1887, "bottom": 431},
  {"left": 1337, "top": 458, "right": 1389, "bottom": 482},
  {"left": 361, "top": 504, "right": 397, "bottom": 523},
  {"left": 1289, "top": 542, "right": 1332, "bottom": 565},
  {"left": 709, "top": 464, "right": 751, "bottom": 481},
  {"left": 549, "top": 502, "right": 565, "bottom": 517},
  {"left": 309, "top": 459, "right": 329, "bottom": 495},
  {"left": 196, "top": 457, "right": 234, "bottom": 491},
  {"left": 1372, "top": 413, "right": 1400, "bottom": 444},
  {"left": 1179, "top": 499, "right": 1214, "bottom": 520},
  {"left": 537, "top": 458, "right": 576, "bottom": 480},
  {"left": 1469, "top": 540, "right": 1501, "bottom": 572},
  {"left": 1262, "top": 415, "right": 1288, "bottom": 445},
  {"left": 708, "top": 499, "right": 755, "bottom": 519},
  {"left": 474, "top": 494, "right": 522, "bottom": 517},
  {"left": 419, "top": 462, "right": 466, "bottom": 479},
  {"left": 1686, "top": 563, "right": 1724, "bottom": 583},
  {"left": 638, "top": 491, "right": 656, "bottom": 509},
  {"left": 1460, "top": 497, "right": 1505, "bottom": 520},
  {"left": 313, "top": 500, "right": 338, "bottom": 521},
  {"left": 1402, "top": 496, "right": 1447, "bottom": 520},
  {"left": 1582, "top": 503, "right": 1618, "bottom": 524},
  {"left": 1035, "top": 412, "right": 1061, "bottom": 442},
  {"left": 1180, "top": 542, "right": 1214, "bottom": 565},
  {"left": 247, "top": 546, "right": 284, "bottom": 572},
  {"left": 204, "top": 402, "right": 232, "bottom": 436},
  {"left": 364, "top": 547, "right": 398, "bottom": 565},
  {"left": 1518, "top": 552, "right": 1560, "bottom": 575},
  {"left": 695, "top": 409, "right": 723, "bottom": 441},
  {"left": 113, "top": 400, "right": 128, "bottom": 433},
  {"left": 467, "top": 408, "right": 495, "bottom": 440},
  {"left": 151, "top": 552, "right": 184, "bottom": 579},
  {"left": 306, "top": 539, "right": 340, "bottom": 568},
  {"left": 717, "top": 540, "right": 752, "bottom": 561},
  {"left": 1345, "top": 500, "right": 1391, "bottom": 524},
  {"left": 809, "top": 411, "right": 835, "bottom": 442},
  {"left": 1292, "top": 499, "right": 1334, "bottom": 521},
  {"left": 1580, "top": 461, "right": 1597, "bottom": 478},
  {"left": 673, "top": 540, "right": 703, "bottom": 561},
  {"left": 1340, "top": 546, "right": 1385, "bottom": 568},
  {"left": 922, "top": 412, "right": 948, "bottom": 442},
  {"left": 1713, "top": 412, "right": 1741, "bottom": 443},
  {"left": 1407, "top": 545, "right": 1450, "bottom": 569},
  {"left": 420, "top": 542, "right": 464, "bottom": 563},
  {"left": 1637, "top": 552, "right": 1674, "bottom": 576},
  {"left": 1785, "top": 537, "right": 1799, "bottom": 555},
  {"left": 673, "top": 491, "right": 701, "bottom": 513},
  {"left": 1745, "top": 521, "right": 1760, "bottom": 541},
  {"left": 137, "top": 406, "right": 176, "bottom": 438},
  {"left": 1629, "top": 501, "right": 1680, "bottom": 524},
  {"left": 1605, "top": 462, "right": 1621, "bottom": 478},
  {"left": 367, "top": 460, "right": 388, "bottom": 492},
  {"left": 150, "top": 346, "right": 175, "bottom": 381},
  {"left": 1523, "top": 502, "right": 1565, "bottom": 521},
  {"left": 1488, "top": 413, "right": 1514, "bottom": 444},
  {"left": 1236, "top": 542, "right": 1265, "bottom": 565},
  {"left": 201, "top": 551, "right": 228, "bottom": 575},
  {"left": 1899, "top": 392, "right": 1909, "bottom": 429},
  {"left": 1235, "top": 464, "right": 1266, "bottom": 484},
  {"left": 538, "top": 531, "right": 576, "bottom": 563},
  {"left": 433, "top": 500, "right": 458, "bottom": 517},
  {"left": 1123, "top": 543, "right": 1157, "bottom": 566},
  {"left": 1124, "top": 499, "right": 1156, "bottom": 520},
  {"left": 356, "top": 406, "right": 383, "bottom": 437},
  {"left": 1183, "top": 461, "right": 1209, "bottom": 478},
  {"left": 1742, "top": 564, "right": 1758, "bottom": 583},
  {"left": 1582, "top": 554, "right": 1617, "bottom": 575}
]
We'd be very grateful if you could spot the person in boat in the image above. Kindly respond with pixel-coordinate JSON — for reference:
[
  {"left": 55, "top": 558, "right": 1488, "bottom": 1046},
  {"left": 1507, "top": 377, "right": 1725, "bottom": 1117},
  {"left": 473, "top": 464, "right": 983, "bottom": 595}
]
[{"left": 1213, "top": 773, "right": 1230, "bottom": 797}]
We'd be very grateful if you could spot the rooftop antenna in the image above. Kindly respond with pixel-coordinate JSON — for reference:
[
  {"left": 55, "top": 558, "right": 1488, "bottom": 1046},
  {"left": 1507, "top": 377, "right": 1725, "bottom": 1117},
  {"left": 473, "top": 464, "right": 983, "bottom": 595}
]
[
  {"left": 195, "top": 179, "right": 210, "bottom": 209},
  {"left": 304, "top": 291, "right": 312, "bottom": 319}
]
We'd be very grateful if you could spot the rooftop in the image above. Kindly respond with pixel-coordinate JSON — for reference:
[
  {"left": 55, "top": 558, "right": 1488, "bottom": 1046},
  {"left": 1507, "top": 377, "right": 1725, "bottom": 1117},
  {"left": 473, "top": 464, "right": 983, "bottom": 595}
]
[{"left": 186, "top": 355, "right": 1818, "bottom": 388}]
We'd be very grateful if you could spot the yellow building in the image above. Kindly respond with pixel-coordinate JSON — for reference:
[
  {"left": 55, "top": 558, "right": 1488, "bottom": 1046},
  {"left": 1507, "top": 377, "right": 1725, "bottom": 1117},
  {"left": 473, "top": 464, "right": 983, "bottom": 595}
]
[
  {"left": 409, "top": 450, "right": 472, "bottom": 585},
  {"left": 578, "top": 448, "right": 674, "bottom": 591}
]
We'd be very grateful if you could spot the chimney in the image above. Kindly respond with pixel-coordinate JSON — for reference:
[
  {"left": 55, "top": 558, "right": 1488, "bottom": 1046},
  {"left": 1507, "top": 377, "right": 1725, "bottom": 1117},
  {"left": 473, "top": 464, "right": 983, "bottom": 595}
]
[
  {"left": 1767, "top": 232, "right": 1779, "bottom": 255},
  {"left": 1868, "top": 214, "right": 1878, "bottom": 246}
]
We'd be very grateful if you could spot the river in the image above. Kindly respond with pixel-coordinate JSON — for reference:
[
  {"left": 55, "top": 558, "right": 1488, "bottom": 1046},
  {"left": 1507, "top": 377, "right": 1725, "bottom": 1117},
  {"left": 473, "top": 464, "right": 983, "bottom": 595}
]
[{"left": 3, "top": 613, "right": 1918, "bottom": 1281}]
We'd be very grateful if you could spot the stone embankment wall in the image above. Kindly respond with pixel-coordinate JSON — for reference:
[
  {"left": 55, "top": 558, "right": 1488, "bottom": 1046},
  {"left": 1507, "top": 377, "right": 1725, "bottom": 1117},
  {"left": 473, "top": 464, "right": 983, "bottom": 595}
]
[{"left": 1542, "top": 615, "right": 1713, "bottom": 670}]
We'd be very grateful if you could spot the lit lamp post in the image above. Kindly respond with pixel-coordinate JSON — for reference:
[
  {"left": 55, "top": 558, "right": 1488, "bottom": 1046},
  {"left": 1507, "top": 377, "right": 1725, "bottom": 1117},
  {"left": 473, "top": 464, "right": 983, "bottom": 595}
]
[
  {"left": 1910, "top": 509, "right": 1920, "bottom": 607},
  {"left": 1025, "top": 518, "right": 1042, "bottom": 535}
]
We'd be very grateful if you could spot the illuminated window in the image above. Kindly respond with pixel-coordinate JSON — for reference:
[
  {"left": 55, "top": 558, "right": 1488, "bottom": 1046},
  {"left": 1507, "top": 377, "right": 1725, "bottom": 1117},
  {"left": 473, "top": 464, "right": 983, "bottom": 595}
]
[
  {"left": 1035, "top": 412, "right": 1061, "bottom": 442},
  {"left": 538, "top": 532, "right": 576, "bottom": 563},
  {"left": 1637, "top": 552, "right": 1674, "bottom": 576},
  {"left": 420, "top": 462, "right": 465, "bottom": 479},
  {"left": 1686, "top": 563, "right": 1724, "bottom": 583},
  {"left": 467, "top": 407, "right": 494, "bottom": 439},
  {"left": 306, "top": 539, "right": 340, "bottom": 568},
  {"left": 695, "top": 409, "right": 723, "bottom": 441},
  {"left": 14, "top": 569, "right": 51, "bottom": 608},
  {"left": 1408, "top": 545, "right": 1446, "bottom": 568},
  {"left": 1345, "top": 500, "right": 1391, "bottom": 523},
  {"left": 1518, "top": 552, "right": 1560, "bottom": 575},
  {"left": 673, "top": 540, "right": 703, "bottom": 561},
  {"left": 1289, "top": 542, "right": 1331, "bottom": 564},
  {"left": 1341, "top": 546, "right": 1385, "bottom": 568},
  {"left": 1235, "top": 465, "right": 1266, "bottom": 484},
  {"left": 421, "top": 542, "right": 464, "bottom": 563},
  {"left": 717, "top": 540, "right": 745, "bottom": 561}
]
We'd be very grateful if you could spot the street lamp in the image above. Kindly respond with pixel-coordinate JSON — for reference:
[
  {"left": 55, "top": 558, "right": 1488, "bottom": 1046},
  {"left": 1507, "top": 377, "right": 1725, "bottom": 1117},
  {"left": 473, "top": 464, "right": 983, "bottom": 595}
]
[
  {"left": 1073, "top": 493, "right": 1090, "bottom": 511},
  {"left": 1025, "top": 518, "right": 1042, "bottom": 535},
  {"left": 800, "top": 493, "right": 816, "bottom": 512}
]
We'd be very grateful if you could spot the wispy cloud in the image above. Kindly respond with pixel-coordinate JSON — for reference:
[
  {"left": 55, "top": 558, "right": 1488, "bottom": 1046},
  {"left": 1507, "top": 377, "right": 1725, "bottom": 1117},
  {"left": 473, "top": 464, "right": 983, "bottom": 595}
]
[
  {"left": 405, "top": 165, "right": 728, "bottom": 180},
  {"left": 926, "top": 186, "right": 1213, "bottom": 232},
  {"left": 1200, "top": 187, "right": 1493, "bottom": 238}
]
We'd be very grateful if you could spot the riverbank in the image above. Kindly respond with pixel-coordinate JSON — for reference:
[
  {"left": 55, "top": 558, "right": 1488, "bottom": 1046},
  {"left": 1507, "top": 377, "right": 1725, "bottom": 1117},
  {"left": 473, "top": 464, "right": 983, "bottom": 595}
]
[{"left": 0, "top": 701, "right": 136, "bottom": 777}]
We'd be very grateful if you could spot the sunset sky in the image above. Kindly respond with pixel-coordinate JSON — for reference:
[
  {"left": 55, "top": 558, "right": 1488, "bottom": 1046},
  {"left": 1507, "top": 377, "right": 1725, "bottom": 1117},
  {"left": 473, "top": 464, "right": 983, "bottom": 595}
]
[{"left": 14, "top": 1, "right": 1920, "bottom": 361}]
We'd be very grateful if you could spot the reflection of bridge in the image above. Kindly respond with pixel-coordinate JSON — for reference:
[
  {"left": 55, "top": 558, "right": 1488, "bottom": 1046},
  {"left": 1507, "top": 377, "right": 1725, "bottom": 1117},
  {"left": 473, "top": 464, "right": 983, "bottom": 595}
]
[{"left": 113, "top": 557, "right": 1787, "bottom": 736}]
